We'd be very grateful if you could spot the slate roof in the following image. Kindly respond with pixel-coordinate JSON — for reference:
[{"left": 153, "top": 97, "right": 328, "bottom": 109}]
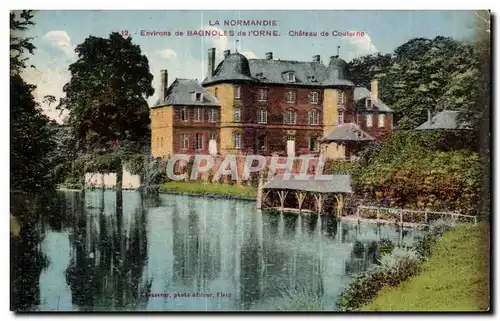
[
  {"left": 202, "top": 52, "right": 355, "bottom": 87},
  {"left": 414, "top": 110, "right": 471, "bottom": 131},
  {"left": 354, "top": 87, "right": 393, "bottom": 112},
  {"left": 322, "top": 123, "right": 375, "bottom": 142},
  {"left": 262, "top": 174, "right": 353, "bottom": 194},
  {"left": 152, "top": 78, "right": 221, "bottom": 108}
]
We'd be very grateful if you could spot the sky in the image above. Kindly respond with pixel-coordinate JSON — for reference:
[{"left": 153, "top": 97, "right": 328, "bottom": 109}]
[{"left": 19, "top": 10, "right": 477, "bottom": 122}]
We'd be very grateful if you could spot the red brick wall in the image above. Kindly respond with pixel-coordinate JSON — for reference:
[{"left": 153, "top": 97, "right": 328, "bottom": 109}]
[
  {"left": 357, "top": 111, "right": 393, "bottom": 139},
  {"left": 238, "top": 84, "right": 324, "bottom": 125},
  {"left": 236, "top": 84, "right": 325, "bottom": 154}
]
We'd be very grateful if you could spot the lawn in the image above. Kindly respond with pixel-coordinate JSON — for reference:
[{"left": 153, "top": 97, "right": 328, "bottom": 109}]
[
  {"left": 161, "top": 181, "right": 258, "bottom": 198},
  {"left": 361, "top": 223, "right": 491, "bottom": 312}
]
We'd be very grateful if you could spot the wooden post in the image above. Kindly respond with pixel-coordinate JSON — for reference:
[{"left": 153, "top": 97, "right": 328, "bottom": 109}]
[
  {"left": 256, "top": 174, "right": 264, "bottom": 209},
  {"left": 424, "top": 211, "right": 428, "bottom": 225},
  {"left": 314, "top": 193, "right": 324, "bottom": 215},
  {"left": 334, "top": 194, "right": 344, "bottom": 218},
  {"left": 400, "top": 209, "right": 404, "bottom": 227},
  {"left": 474, "top": 216, "right": 478, "bottom": 225},
  {"left": 278, "top": 190, "right": 288, "bottom": 211},
  {"left": 295, "top": 191, "right": 306, "bottom": 212}
]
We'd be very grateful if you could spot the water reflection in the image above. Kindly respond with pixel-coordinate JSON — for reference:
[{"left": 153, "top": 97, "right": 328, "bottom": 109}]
[{"left": 11, "top": 191, "right": 421, "bottom": 312}]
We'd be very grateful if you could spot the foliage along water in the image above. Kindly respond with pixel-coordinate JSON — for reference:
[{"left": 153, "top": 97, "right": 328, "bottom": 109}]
[{"left": 10, "top": 190, "right": 421, "bottom": 311}]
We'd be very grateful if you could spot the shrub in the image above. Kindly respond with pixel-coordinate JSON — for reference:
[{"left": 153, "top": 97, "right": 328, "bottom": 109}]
[
  {"left": 276, "top": 287, "right": 324, "bottom": 311},
  {"left": 429, "top": 218, "right": 457, "bottom": 238},
  {"left": 413, "top": 219, "right": 456, "bottom": 259},
  {"left": 337, "top": 247, "right": 421, "bottom": 311}
]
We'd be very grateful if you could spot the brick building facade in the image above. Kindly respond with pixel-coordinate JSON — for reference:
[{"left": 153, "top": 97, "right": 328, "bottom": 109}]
[{"left": 150, "top": 48, "right": 394, "bottom": 159}]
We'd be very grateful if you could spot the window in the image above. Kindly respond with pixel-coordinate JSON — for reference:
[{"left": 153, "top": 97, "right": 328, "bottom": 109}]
[
  {"left": 366, "top": 114, "right": 373, "bottom": 128},
  {"left": 194, "top": 108, "right": 203, "bottom": 122},
  {"left": 308, "top": 110, "right": 319, "bottom": 125},
  {"left": 208, "top": 109, "right": 217, "bottom": 122},
  {"left": 309, "top": 136, "right": 319, "bottom": 152},
  {"left": 337, "top": 111, "right": 344, "bottom": 125},
  {"left": 310, "top": 91, "right": 319, "bottom": 104},
  {"left": 233, "top": 108, "right": 241, "bottom": 122},
  {"left": 337, "top": 90, "right": 346, "bottom": 105},
  {"left": 209, "top": 133, "right": 216, "bottom": 141},
  {"left": 195, "top": 92, "right": 202, "bottom": 102},
  {"left": 156, "top": 137, "right": 160, "bottom": 149},
  {"left": 287, "top": 72, "right": 296, "bottom": 82},
  {"left": 181, "top": 133, "right": 189, "bottom": 151},
  {"left": 234, "top": 86, "right": 241, "bottom": 99},
  {"left": 257, "top": 88, "right": 267, "bottom": 102},
  {"left": 366, "top": 98, "right": 372, "bottom": 108},
  {"left": 285, "top": 90, "right": 296, "bottom": 103},
  {"left": 286, "top": 135, "right": 295, "bottom": 141},
  {"left": 181, "top": 107, "right": 188, "bottom": 122},
  {"left": 257, "top": 108, "right": 267, "bottom": 124},
  {"left": 160, "top": 137, "right": 164, "bottom": 148},
  {"left": 378, "top": 113, "right": 385, "bottom": 128},
  {"left": 214, "top": 88, "right": 218, "bottom": 98},
  {"left": 195, "top": 133, "right": 203, "bottom": 151},
  {"left": 233, "top": 132, "right": 242, "bottom": 149},
  {"left": 284, "top": 109, "right": 297, "bottom": 125}
]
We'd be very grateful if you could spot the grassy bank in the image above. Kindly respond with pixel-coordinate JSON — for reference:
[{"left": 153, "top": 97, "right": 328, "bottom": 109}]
[
  {"left": 161, "top": 181, "right": 258, "bottom": 198},
  {"left": 361, "top": 223, "right": 490, "bottom": 311}
]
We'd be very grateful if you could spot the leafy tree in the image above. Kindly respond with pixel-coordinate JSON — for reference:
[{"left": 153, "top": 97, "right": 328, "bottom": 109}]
[
  {"left": 469, "top": 10, "right": 491, "bottom": 219},
  {"left": 349, "top": 36, "right": 479, "bottom": 130},
  {"left": 378, "top": 36, "right": 476, "bottom": 129},
  {"left": 347, "top": 53, "right": 393, "bottom": 89},
  {"left": 10, "top": 10, "right": 35, "bottom": 74},
  {"left": 10, "top": 10, "right": 55, "bottom": 192},
  {"left": 59, "top": 32, "right": 154, "bottom": 152},
  {"left": 59, "top": 32, "right": 154, "bottom": 191}
]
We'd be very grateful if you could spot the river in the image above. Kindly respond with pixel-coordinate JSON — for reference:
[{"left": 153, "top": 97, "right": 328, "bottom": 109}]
[{"left": 10, "top": 190, "right": 421, "bottom": 312}]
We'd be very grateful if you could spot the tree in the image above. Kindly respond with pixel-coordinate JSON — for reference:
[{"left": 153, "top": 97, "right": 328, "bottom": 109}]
[
  {"left": 10, "top": 10, "right": 55, "bottom": 192},
  {"left": 59, "top": 32, "right": 154, "bottom": 152},
  {"left": 59, "top": 32, "right": 154, "bottom": 195},
  {"left": 347, "top": 53, "right": 393, "bottom": 89},
  {"left": 375, "top": 36, "right": 476, "bottom": 129}
]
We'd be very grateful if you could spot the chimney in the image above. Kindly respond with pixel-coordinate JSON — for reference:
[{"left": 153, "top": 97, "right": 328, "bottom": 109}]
[
  {"left": 223, "top": 49, "right": 231, "bottom": 58},
  {"left": 207, "top": 48, "right": 216, "bottom": 81},
  {"left": 371, "top": 79, "right": 379, "bottom": 101},
  {"left": 265, "top": 52, "right": 273, "bottom": 60},
  {"left": 160, "top": 69, "right": 168, "bottom": 101},
  {"left": 313, "top": 55, "right": 320, "bottom": 63}
]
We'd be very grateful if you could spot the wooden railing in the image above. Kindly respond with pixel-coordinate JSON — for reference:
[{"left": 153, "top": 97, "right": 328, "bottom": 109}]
[{"left": 356, "top": 205, "right": 478, "bottom": 226}]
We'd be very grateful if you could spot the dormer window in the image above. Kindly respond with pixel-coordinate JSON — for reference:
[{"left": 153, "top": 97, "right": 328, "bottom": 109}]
[
  {"left": 366, "top": 98, "right": 373, "bottom": 109},
  {"left": 287, "top": 72, "right": 296, "bottom": 82},
  {"left": 195, "top": 92, "right": 202, "bottom": 102}
]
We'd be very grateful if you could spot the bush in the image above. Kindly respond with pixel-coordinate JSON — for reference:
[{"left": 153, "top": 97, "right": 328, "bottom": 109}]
[
  {"left": 378, "top": 238, "right": 395, "bottom": 256},
  {"left": 276, "top": 287, "right": 324, "bottom": 311},
  {"left": 324, "top": 131, "right": 482, "bottom": 216},
  {"left": 337, "top": 247, "right": 421, "bottom": 311},
  {"left": 414, "top": 219, "right": 456, "bottom": 259}
]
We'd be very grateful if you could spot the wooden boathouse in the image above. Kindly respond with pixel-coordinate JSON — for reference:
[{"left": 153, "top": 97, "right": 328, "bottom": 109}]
[{"left": 257, "top": 174, "right": 353, "bottom": 217}]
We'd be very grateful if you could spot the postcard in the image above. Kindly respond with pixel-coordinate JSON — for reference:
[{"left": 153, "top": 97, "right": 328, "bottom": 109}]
[{"left": 10, "top": 9, "right": 491, "bottom": 312}]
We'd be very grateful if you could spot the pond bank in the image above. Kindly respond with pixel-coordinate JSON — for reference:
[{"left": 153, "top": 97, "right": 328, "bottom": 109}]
[
  {"left": 161, "top": 181, "right": 258, "bottom": 200},
  {"left": 360, "top": 223, "right": 490, "bottom": 311}
]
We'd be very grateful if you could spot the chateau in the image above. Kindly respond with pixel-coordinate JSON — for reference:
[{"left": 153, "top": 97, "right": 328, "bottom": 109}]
[{"left": 150, "top": 48, "right": 393, "bottom": 159}]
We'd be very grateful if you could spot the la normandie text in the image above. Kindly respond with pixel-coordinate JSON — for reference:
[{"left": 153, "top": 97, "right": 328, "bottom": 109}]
[{"left": 208, "top": 20, "right": 278, "bottom": 27}]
